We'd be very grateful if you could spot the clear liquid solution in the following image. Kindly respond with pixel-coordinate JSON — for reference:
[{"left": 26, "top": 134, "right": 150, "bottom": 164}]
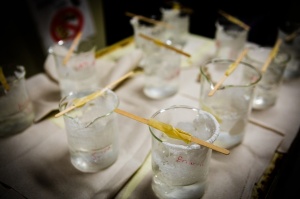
[
  {"left": 0, "top": 103, "right": 34, "bottom": 137},
  {"left": 151, "top": 139, "right": 210, "bottom": 198},
  {"left": 206, "top": 105, "right": 247, "bottom": 149},
  {"left": 152, "top": 174, "right": 207, "bottom": 199},
  {"left": 70, "top": 145, "right": 118, "bottom": 173},
  {"left": 144, "top": 85, "right": 178, "bottom": 99},
  {"left": 252, "top": 83, "right": 278, "bottom": 110}
]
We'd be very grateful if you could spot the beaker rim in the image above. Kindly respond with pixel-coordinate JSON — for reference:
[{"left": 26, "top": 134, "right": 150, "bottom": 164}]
[
  {"left": 149, "top": 105, "right": 220, "bottom": 148},
  {"left": 200, "top": 58, "right": 262, "bottom": 89},
  {"left": 245, "top": 46, "right": 291, "bottom": 66},
  {"left": 58, "top": 88, "right": 119, "bottom": 123}
]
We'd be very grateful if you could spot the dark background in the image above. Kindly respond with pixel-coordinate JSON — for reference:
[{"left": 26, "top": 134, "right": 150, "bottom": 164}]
[
  {"left": 1, "top": 0, "right": 299, "bottom": 77},
  {"left": 102, "top": 0, "right": 300, "bottom": 46}
]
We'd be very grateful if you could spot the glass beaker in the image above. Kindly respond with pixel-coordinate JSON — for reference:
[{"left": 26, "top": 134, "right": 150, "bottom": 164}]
[
  {"left": 214, "top": 19, "right": 248, "bottom": 59},
  {"left": 199, "top": 59, "right": 261, "bottom": 149},
  {"left": 278, "top": 21, "right": 300, "bottom": 80},
  {"left": 50, "top": 38, "right": 100, "bottom": 97},
  {"left": 143, "top": 44, "right": 181, "bottom": 99},
  {"left": 161, "top": 7, "right": 190, "bottom": 46},
  {"left": 130, "top": 16, "right": 166, "bottom": 67},
  {"left": 59, "top": 88, "right": 119, "bottom": 173},
  {"left": 150, "top": 105, "right": 220, "bottom": 199},
  {"left": 244, "top": 46, "right": 290, "bottom": 110},
  {"left": 0, "top": 65, "right": 34, "bottom": 137}
]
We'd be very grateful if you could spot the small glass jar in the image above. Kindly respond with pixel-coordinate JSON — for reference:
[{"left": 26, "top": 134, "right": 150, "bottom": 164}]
[
  {"left": 59, "top": 88, "right": 119, "bottom": 173},
  {"left": 0, "top": 65, "right": 35, "bottom": 137}
]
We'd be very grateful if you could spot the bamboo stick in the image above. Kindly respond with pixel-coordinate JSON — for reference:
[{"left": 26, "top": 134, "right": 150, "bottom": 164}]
[
  {"left": 55, "top": 67, "right": 141, "bottom": 117},
  {"left": 218, "top": 10, "right": 250, "bottom": 31},
  {"left": 0, "top": 67, "right": 9, "bottom": 91},
  {"left": 261, "top": 38, "right": 282, "bottom": 73},
  {"left": 114, "top": 108, "right": 230, "bottom": 155},
  {"left": 139, "top": 33, "right": 191, "bottom": 57},
  {"left": 125, "top": 12, "right": 172, "bottom": 29},
  {"left": 63, "top": 31, "right": 82, "bottom": 65},
  {"left": 208, "top": 48, "right": 249, "bottom": 96}
]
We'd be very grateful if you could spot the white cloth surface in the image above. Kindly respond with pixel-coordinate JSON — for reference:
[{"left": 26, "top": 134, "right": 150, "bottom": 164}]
[
  {"left": 0, "top": 33, "right": 297, "bottom": 199},
  {"left": 0, "top": 57, "right": 217, "bottom": 199},
  {"left": 0, "top": 109, "right": 151, "bottom": 199},
  {"left": 0, "top": 47, "right": 147, "bottom": 199},
  {"left": 26, "top": 73, "right": 61, "bottom": 122}
]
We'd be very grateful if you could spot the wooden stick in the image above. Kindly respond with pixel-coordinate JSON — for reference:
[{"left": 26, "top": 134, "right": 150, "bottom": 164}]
[
  {"left": 111, "top": 66, "right": 144, "bottom": 91},
  {"left": 63, "top": 31, "right": 82, "bottom": 65},
  {"left": 208, "top": 48, "right": 249, "bottom": 96},
  {"left": 114, "top": 108, "right": 149, "bottom": 124},
  {"left": 125, "top": 12, "right": 172, "bottom": 29},
  {"left": 0, "top": 67, "right": 9, "bottom": 91},
  {"left": 114, "top": 108, "right": 230, "bottom": 155},
  {"left": 180, "top": 7, "right": 193, "bottom": 14},
  {"left": 218, "top": 10, "right": 250, "bottom": 31},
  {"left": 55, "top": 68, "right": 140, "bottom": 117},
  {"left": 285, "top": 28, "right": 300, "bottom": 42},
  {"left": 95, "top": 37, "right": 133, "bottom": 58},
  {"left": 208, "top": 75, "right": 227, "bottom": 97},
  {"left": 285, "top": 31, "right": 298, "bottom": 42},
  {"left": 139, "top": 33, "right": 191, "bottom": 57},
  {"left": 261, "top": 38, "right": 282, "bottom": 73},
  {"left": 55, "top": 89, "right": 106, "bottom": 117}
]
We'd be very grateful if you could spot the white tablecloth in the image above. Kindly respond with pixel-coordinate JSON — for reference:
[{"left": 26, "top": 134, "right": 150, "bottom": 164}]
[{"left": 1, "top": 34, "right": 299, "bottom": 199}]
